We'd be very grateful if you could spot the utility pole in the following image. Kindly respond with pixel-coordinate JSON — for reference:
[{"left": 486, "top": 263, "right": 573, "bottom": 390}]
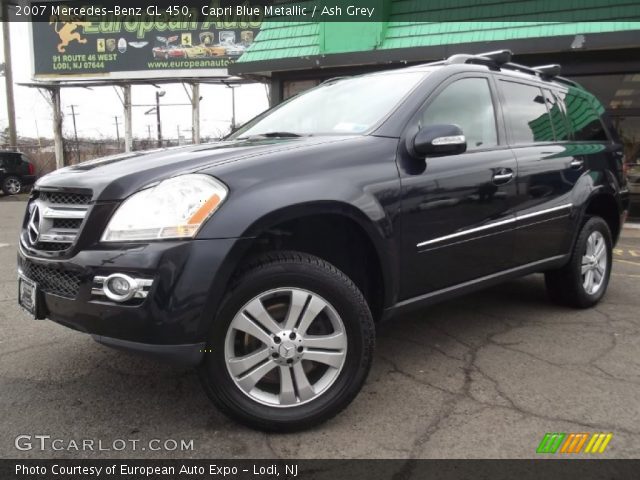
[
  {"left": 155, "top": 90, "right": 165, "bottom": 148},
  {"left": 147, "top": 124, "right": 151, "bottom": 140},
  {"left": 114, "top": 116, "right": 121, "bottom": 147},
  {"left": 68, "top": 105, "right": 80, "bottom": 163},
  {"left": 2, "top": 3, "right": 17, "bottom": 150}
]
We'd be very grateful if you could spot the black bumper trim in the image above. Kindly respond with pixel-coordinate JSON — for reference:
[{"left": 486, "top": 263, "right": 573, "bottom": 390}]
[{"left": 92, "top": 335, "right": 205, "bottom": 366}]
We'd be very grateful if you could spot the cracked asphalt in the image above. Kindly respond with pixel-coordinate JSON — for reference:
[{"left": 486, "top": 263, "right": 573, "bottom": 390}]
[{"left": 1, "top": 196, "right": 639, "bottom": 459}]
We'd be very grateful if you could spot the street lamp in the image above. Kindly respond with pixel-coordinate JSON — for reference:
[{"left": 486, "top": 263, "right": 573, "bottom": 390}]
[{"left": 156, "top": 89, "right": 165, "bottom": 147}]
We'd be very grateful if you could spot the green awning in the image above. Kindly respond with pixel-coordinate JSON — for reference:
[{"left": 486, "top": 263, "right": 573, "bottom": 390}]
[{"left": 236, "top": 0, "right": 640, "bottom": 67}]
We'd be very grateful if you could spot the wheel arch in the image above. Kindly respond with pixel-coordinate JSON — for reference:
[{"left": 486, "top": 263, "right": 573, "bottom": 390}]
[
  {"left": 583, "top": 191, "right": 622, "bottom": 245},
  {"left": 215, "top": 201, "right": 398, "bottom": 323}
]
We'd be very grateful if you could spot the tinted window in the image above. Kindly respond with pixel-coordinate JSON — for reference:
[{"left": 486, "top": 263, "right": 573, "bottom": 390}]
[
  {"left": 1, "top": 154, "right": 19, "bottom": 170},
  {"left": 544, "top": 89, "right": 570, "bottom": 141},
  {"left": 420, "top": 77, "right": 497, "bottom": 150},
  {"left": 500, "top": 81, "right": 554, "bottom": 144},
  {"left": 556, "top": 89, "right": 608, "bottom": 141}
]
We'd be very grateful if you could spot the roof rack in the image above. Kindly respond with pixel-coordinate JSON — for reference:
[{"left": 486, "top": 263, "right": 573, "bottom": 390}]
[
  {"left": 440, "top": 50, "right": 578, "bottom": 87},
  {"left": 446, "top": 49, "right": 513, "bottom": 68},
  {"left": 533, "top": 64, "right": 562, "bottom": 78}
]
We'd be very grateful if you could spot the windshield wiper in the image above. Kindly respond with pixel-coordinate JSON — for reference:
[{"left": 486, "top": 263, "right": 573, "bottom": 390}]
[{"left": 238, "top": 131, "right": 306, "bottom": 140}]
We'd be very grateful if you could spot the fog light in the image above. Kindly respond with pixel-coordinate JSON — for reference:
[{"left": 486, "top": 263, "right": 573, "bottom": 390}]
[
  {"left": 108, "top": 276, "right": 131, "bottom": 295},
  {"left": 103, "top": 274, "right": 137, "bottom": 302},
  {"left": 92, "top": 274, "right": 153, "bottom": 302},
  {"left": 107, "top": 274, "right": 135, "bottom": 300}
]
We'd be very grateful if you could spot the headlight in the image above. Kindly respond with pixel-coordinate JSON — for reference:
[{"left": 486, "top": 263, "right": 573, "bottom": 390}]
[{"left": 101, "top": 174, "right": 228, "bottom": 242}]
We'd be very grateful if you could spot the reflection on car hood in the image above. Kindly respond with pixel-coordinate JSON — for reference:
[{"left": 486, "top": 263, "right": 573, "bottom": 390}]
[{"left": 35, "top": 136, "right": 355, "bottom": 201}]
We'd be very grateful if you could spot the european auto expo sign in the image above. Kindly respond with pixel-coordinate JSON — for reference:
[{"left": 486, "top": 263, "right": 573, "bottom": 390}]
[{"left": 30, "top": 2, "right": 263, "bottom": 80}]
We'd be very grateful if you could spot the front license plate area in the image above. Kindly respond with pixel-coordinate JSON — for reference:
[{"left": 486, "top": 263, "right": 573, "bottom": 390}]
[{"left": 18, "top": 276, "right": 40, "bottom": 318}]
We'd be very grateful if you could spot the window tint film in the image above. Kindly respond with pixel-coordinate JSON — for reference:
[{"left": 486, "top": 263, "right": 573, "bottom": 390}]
[
  {"left": 500, "top": 81, "right": 554, "bottom": 144},
  {"left": 544, "top": 90, "right": 570, "bottom": 141},
  {"left": 556, "top": 89, "right": 609, "bottom": 141},
  {"left": 420, "top": 77, "right": 497, "bottom": 150}
]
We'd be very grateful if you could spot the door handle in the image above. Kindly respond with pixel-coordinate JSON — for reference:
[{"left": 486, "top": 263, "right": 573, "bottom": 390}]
[
  {"left": 570, "top": 159, "right": 584, "bottom": 169},
  {"left": 492, "top": 171, "right": 514, "bottom": 184}
]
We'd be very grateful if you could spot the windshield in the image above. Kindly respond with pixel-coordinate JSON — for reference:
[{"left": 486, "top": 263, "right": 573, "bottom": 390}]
[{"left": 230, "top": 72, "right": 426, "bottom": 139}]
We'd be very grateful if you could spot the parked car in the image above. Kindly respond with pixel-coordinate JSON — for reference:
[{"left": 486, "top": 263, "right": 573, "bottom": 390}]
[
  {"left": 1, "top": 151, "right": 36, "bottom": 195},
  {"left": 17, "top": 50, "right": 628, "bottom": 431}
]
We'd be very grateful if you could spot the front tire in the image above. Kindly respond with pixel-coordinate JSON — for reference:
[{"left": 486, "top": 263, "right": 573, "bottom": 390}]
[
  {"left": 198, "top": 251, "right": 375, "bottom": 432},
  {"left": 545, "top": 216, "right": 612, "bottom": 308}
]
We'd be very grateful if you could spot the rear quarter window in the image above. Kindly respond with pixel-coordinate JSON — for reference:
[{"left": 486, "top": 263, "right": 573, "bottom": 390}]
[{"left": 555, "top": 89, "right": 609, "bottom": 142}]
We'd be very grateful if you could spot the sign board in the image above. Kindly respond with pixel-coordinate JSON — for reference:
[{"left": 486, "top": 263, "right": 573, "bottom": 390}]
[{"left": 31, "top": 14, "right": 262, "bottom": 80}]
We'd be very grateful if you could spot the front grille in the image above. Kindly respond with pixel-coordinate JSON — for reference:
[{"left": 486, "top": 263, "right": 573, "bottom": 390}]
[
  {"left": 38, "top": 191, "right": 91, "bottom": 205},
  {"left": 34, "top": 242, "right": 70, "bottom": 252},
  {"left": 53, "top": 218, "right": 83, "bottom": 230},
  {"left": 22, "top": 189, "right": 92, "bottom": 255},
  {"left": 19, "top": 258, "right": 81, "bottom": 299}
]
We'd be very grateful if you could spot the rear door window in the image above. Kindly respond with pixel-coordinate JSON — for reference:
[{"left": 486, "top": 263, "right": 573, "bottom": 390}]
[{"left": 499, "top": 80, "right": 555, "bottom": 144}]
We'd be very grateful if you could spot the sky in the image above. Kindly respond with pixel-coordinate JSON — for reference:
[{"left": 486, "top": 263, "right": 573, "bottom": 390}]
[{"left": 0, "top": 21, "right": 270, "bottom": 142}]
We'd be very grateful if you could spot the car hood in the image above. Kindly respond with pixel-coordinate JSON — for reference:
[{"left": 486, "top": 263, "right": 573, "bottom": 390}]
[{"left": 36, "top": 136, "right": 354, "bottom": 201}]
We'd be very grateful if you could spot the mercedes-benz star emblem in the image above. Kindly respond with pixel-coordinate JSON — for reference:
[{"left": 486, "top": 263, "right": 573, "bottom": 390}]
[
  {"left": 278, "top": 342, "right": 295, "bottom": 359},
  {"left": 27, "top": 205, "right": 41, "bottom": 245}
]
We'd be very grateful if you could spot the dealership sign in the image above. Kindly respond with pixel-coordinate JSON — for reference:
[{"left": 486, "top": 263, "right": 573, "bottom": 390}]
[{"left": 30, "top": 5, "right": 263, "bottom": 80}]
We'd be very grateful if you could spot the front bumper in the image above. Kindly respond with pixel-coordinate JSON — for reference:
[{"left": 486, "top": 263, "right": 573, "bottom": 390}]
[{"left": 17, "top": 238, "right": 243, "bottom": 365}]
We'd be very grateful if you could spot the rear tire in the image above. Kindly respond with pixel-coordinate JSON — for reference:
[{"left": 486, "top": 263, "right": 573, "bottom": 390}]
[
  {"left": 198, "top": 251, "right": 375, "bottom": 432},
  {"left": 545, "top": 216, "right": 612, "bottom": 308},
  {"left": 2, "top": 176, "right": 22, "bottom": 195}
]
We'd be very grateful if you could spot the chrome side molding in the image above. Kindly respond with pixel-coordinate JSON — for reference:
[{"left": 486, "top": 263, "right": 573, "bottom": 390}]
[{"left": 417, "top": 203, "right": 573, "bottom": 248}]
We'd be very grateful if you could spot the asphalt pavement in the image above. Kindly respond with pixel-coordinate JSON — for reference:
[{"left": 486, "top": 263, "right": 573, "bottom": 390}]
[{"left": 1, "top": 195, "right": 639, "bottom": 459}]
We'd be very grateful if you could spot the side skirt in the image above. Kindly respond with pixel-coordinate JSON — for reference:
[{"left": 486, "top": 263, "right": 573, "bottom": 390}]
[{"left": 382, "top": 254, "right": 569, "bottom": 321}]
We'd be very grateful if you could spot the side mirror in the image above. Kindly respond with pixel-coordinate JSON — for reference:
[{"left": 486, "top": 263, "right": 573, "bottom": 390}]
[{"left": 413, "top": 124, "right": 467, "bottom": 157}]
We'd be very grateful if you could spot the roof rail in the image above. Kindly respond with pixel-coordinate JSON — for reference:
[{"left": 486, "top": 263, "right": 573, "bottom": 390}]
[
  {"left": 442, "top": 50, "right": 577, "bottom": 87},
  {"left": 446, "top": 49, "right": 513, "bottom": 68}
]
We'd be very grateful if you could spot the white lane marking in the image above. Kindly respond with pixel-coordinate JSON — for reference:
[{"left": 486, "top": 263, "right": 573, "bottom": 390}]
[{"left": 0, "top": 243, "right": 10, "bottom": 248}]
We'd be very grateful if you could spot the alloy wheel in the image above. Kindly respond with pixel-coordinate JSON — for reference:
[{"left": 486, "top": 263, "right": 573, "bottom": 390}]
[
  {"left": 224, "top": 287, "right": 348, "bottom": 407},
  {"left": 5, "top": 178, "right": 21, "bottom": 195},
  {"left": 581, "top": 231, "right": 608, "bottom": 295}
]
